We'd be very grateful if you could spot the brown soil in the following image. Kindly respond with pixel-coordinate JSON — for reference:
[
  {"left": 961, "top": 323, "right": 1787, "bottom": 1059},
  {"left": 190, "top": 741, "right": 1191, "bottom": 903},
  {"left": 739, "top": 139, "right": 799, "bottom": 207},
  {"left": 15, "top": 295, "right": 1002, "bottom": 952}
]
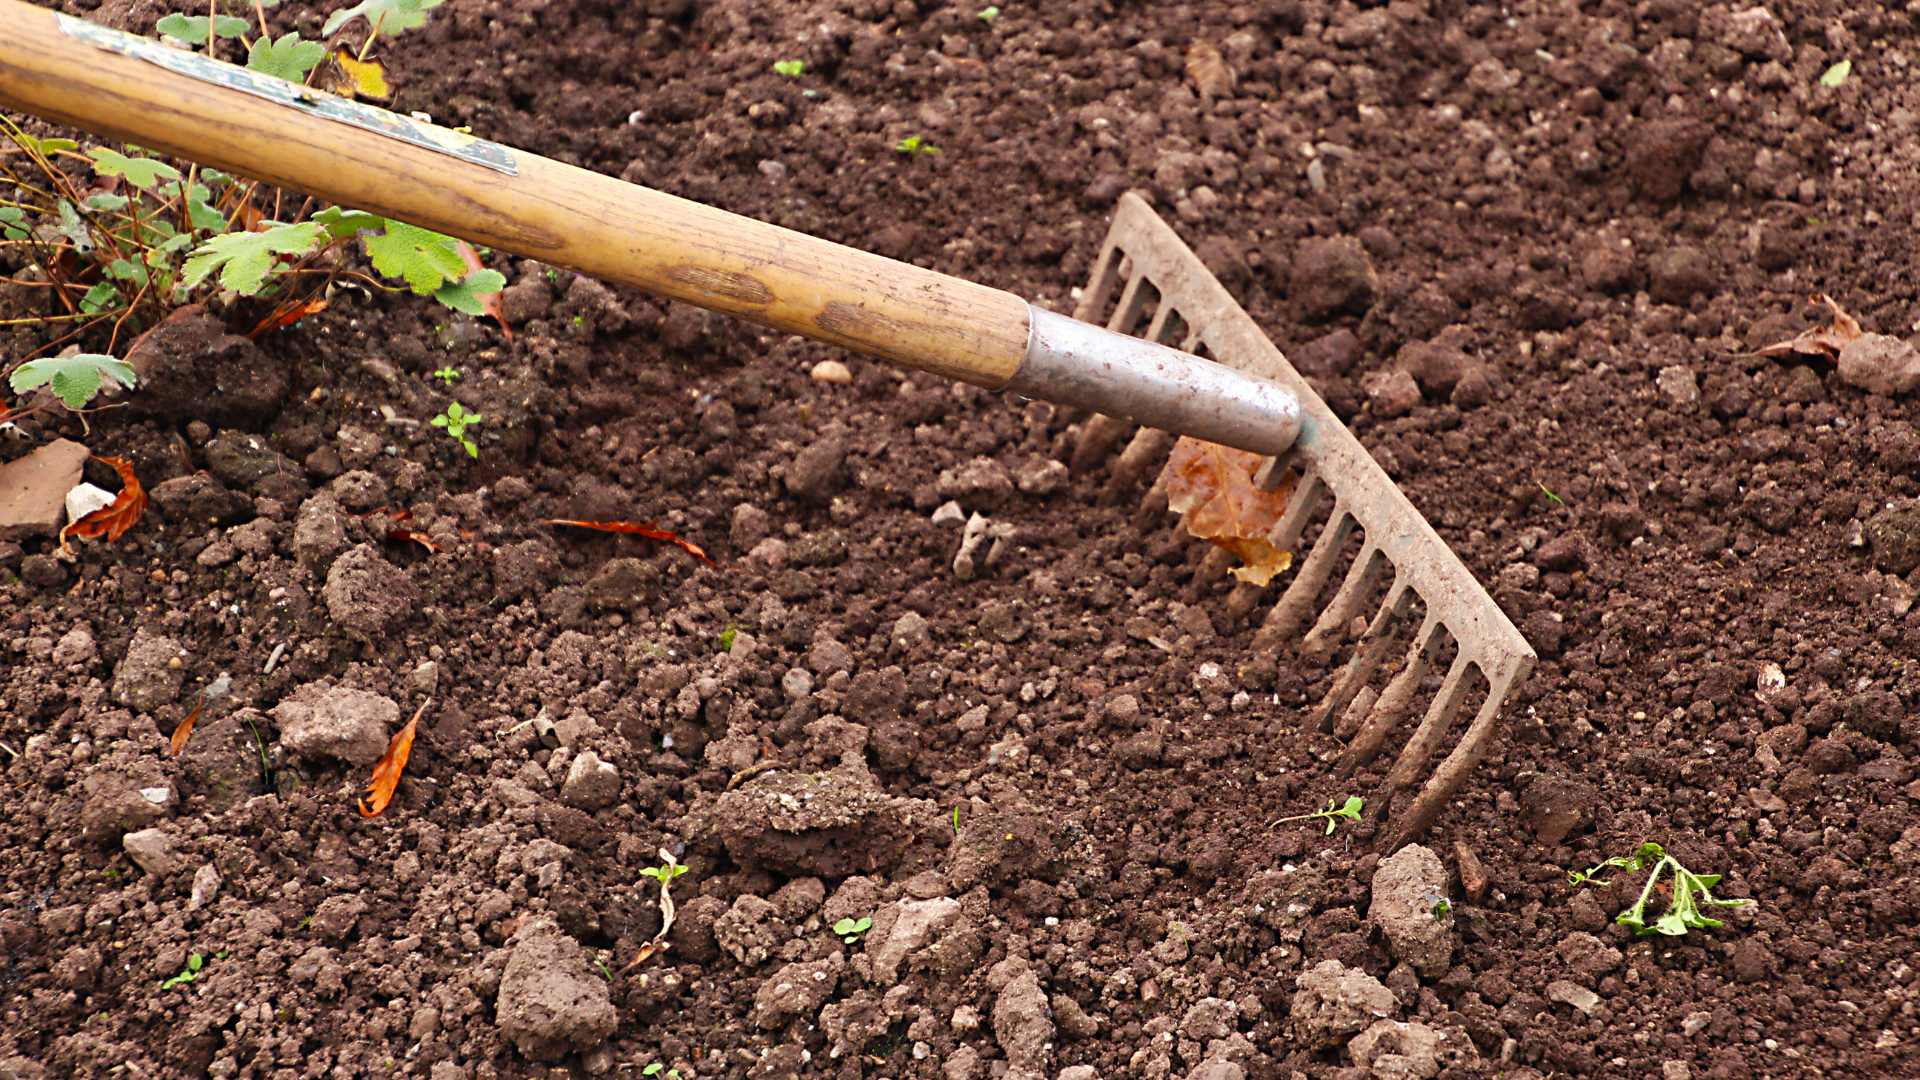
[{"left": 4, "top": 0, "right": 1920, "bottom": 1077}]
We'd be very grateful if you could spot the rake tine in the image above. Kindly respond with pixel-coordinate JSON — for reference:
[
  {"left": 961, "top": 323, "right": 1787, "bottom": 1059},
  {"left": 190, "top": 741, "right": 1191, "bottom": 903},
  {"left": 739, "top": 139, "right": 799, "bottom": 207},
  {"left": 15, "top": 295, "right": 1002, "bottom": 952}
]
[
  {"left": 1382, "top": 653, "right": 1474, "bottom": 797},
  {"left": 1072, "top": 244, "right": 1123, "bottom": 323},
  {"left": 1317, "top": 580, "right": 1410, "bottom": 732},
  {"left": 1113, "top": 427, "right": 1176, "bottom": 489},
  {"left": 1339, "top": 615, "right": 1438, "bottom": 772},
  {"left": 1300, "top": 546, "right": 1387, "bottom": 661},
  {"left": 1254, "top": 504, "right": 1352, "bottom": 650},
  {"left": 1383, "top": 662, "right": 1530, "bottom": 851}
]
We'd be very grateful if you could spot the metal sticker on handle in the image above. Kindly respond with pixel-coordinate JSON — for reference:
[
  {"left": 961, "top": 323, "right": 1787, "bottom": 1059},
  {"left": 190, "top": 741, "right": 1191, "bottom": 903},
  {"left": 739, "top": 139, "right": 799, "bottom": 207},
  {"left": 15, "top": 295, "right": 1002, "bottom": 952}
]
[{"left": 58, "top": 14, "right": 517, "bottom": 175}]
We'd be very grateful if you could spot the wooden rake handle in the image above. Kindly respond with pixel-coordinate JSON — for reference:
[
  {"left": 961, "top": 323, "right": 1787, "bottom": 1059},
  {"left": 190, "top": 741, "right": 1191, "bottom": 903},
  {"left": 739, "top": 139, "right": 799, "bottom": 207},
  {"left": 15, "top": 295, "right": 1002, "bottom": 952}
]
[{"left": 0, "top": 0, "right": 1030, "bottom": 387}]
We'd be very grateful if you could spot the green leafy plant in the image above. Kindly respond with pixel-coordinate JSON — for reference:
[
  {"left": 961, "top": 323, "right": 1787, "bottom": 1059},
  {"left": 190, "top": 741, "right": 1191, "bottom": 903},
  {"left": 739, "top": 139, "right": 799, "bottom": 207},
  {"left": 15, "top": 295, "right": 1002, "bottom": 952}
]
[
  {"left": 639, "top": 858, "right": 690, "bottom": 887},
  {"left": 895, "top": 135, "right": 941, "bottom": 156},
  {"left": 1568, "top": 841, "right": 1754, "bottom": 937},
  {"left": 641, "top": 1065, "right": 682, "bottom": 1079},
  {"left": 1426, "top": 892, "right": 1452, "bottom": 919},
  {"left": 160, "top": 951, "right": 218, "bottom": 989},
  {"left": 833, "top": 915, "right": 873, "bottom": 944},
  {"left": 1274, "top": 795, "right": 1364, "bottom": 835},
  {"left": 978, "top": 5, "right": 1000, "bottom": 21},
  {"left": 718, "top": 625, "right": 738, "bottom": 652},
  {"left": 432, "top": 366, "right": 461, "bottom": 385},
  {"left": 8, "top": 353, "right": 136, "bottom": 410},
  {"left": 772, "top": 59, "right": 806, "bottom": 77},
  {"left": 430, "top": 402, "right": 482, "bottom": 458}
]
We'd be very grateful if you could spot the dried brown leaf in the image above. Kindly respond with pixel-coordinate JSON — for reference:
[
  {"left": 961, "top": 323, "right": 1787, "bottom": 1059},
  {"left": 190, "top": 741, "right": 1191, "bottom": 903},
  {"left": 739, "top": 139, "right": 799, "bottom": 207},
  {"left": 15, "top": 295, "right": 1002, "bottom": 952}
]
[
  {"left": 1165, "top": 436, "right": 1297, "bottom": 586},
  {"left": 1746, "top": 293, "right": 1863, "bottom": 360},
  {"left": 59, "top": 455, "right": 146, "bottom": 552},
  {"left": 359, "top": 700, "right": 427, "bottom": 818},
  {"left": 249, "top": 295, "right": 329, "bottom": 339},
  {"left": 455, "top": 241, "right": 512, "bottom": 342},
  {"left": 1185, "top": 41, "right": 1234, "bottom": 100},
  {"left": 545, "top": 518, "right": 714, "bottom": 565}
]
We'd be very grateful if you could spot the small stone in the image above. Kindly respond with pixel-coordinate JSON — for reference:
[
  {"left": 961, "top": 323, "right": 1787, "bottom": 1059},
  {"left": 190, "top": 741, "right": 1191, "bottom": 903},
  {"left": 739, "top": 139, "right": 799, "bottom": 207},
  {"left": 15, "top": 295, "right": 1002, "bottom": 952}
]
[
  {"left": 1663, "top": 1062, "right": 1692, "bottom": 1080},
  {"left": 1546, "top": 979, "right": 1600, "bottom": 1016},
  {"left": 1368, "top": 844, "right": 1453, "bottom": 976},
  {"left": 1648, "top": 246, "right": 1716, "bottom": 305},
  {"left": 322, "top": 544, "right": 418, "bottom": 638},
  {"left": 188, "top": 864, "right": 222, "bottom": 910},
  {"left": 1451, "top": 365, "right": 1494, "bottom": 409},
  {"left": 112, "top": 627, "right": 188, "bottom": 713},
  {"left": 1347, "top": 1019, "right": 1477, "bottom": 1079},
  {"left": 1291, "top": 236, "right": 1379, "bottom": 321},
  {"left": 1362, "top": 369, "right": 1421, "bottom": 418},
  {"left": 992, "top": 964, "right": 1055, "bottom": 1073},
  {"left": 931, "top": 501, "right": 966, "bottom": 526},
  {"left": 0, "top": 439, "right": 90, "bottom": 541},
  {"left": 1658, "top": 365, "right": 1701, "bottom": 407},
  {"left": 1453, "top": 841, "right": 1490, "bottom": 903},
  {"left": 1866, "top": 505, "right": 1920, "bottom": 575},
  {"left": 1398, "top": 341, "right": 1468, "bottom": 397},
  {"left": 272, "top": 683, "right": 398, "bottom": 766},
  {"left": 1016, "top": 457, "right": 1069, "bottom": 496},
  {"left": 752, "top": 956, "right": 842, "bottom": 1029},
  {"left": 810, "top": 359, "right": 854, "bottom": 384},
  {"left": 560, "top": 750, "right": 621, "bottom": 811},
  {"left": 869, "top": 897, "right": 963, "bottom": 985},
  {"left": 495, "top": 916, "right": 618, "bottom": 1061},
  {"left": 937, "top": 458, "right": 1015, "bottom": 510},
  {"left": 892, "top": 612, "right": 931, "bottom": 651},
  {"left": 122, "top": 827, "right": 184, "bottom": 878},
  {"left": 1838, "top": 333, "right": 1920, "bottom": 396},
  {"left": 52, "top": 625, "right": 96, "bottom": 669},
  {"left": 1289, "top": 960, "right": 1395, "bottom": 1048}
]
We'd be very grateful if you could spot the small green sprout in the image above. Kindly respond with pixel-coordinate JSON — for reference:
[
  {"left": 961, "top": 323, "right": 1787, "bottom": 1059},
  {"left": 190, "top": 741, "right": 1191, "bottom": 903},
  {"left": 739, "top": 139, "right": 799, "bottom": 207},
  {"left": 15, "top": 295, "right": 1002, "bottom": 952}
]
[
  {"left": 431, "top": 401, "right": 482, "bottom": 458},
  {"left": 773, "top": 59, "right": 806, "bottom": 77},
  {"left": 1425, "top": 892, "right": 1452, "bottom": 919},
  {"left": 160, "top": 952, "right": 207, "bottom": 990},
  {"left": 593, "top": 955, "right": 613, "bottom": 981},
  {"left": 639, "top": 859, "right": 690, "bottom": 886},
  {"left": 432, "top": 366, "right": 461, "bottom": 385},
  {"left": 1568, "top": 841, "right": 1754, "bottom": 937},
  {"left": 978, "top": 5, "right": 1000, "bottom": 20},
  {"left": 718, "top": 625, "right": 739, "bottom": 652},
  {"left": 896, "top": 135, "right": 941, "bottom": 157},
  {"left": 833, "top": 915, "right": 873, "bottom": 944},
  {"left": 1818, "top": 59, "right": 1851, "bottom": 88},
  {"left": 641, "top": 1066, "right": 682, "bottom": 1079},
  {"left": 1537, "top": 480, "right": 1565, "bottom": 506},
  {"left": 1275, "top": 795, "right": 1364, "bottom": 835},
  {"left": 951, "top": 804, "right": 961, "bottom": 834}
]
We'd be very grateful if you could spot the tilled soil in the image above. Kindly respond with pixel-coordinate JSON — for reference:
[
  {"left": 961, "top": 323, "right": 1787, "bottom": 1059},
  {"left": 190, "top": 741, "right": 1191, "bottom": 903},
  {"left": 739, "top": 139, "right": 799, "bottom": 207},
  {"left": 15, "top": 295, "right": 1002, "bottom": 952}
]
[{"left": 4, "top": 0, "right": 1920, "bottom": 1077}]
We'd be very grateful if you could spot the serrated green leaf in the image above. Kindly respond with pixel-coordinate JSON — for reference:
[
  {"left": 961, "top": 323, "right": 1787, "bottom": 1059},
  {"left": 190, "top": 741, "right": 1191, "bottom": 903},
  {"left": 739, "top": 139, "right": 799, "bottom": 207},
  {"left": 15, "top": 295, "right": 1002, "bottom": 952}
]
[
  {"left": 85, "top": 193, "right": 130, "bottom": 213},
  {"left": 7, "top": 133, "right": 77, "bottom": 158},
  {"left": 106, "top": 258, "right": 148, "bottom": 285},
  {"left": 247, "top": 32, "right": 328, "bottom": 82},
  {"left": 364, "top": 221, "right": 467, "bottom": 295},
  {"left": 89, "top": 148, "right": 180, "bottom": 191},
  {"left": 312, "top": 206, "right": 385, "bottom": 242},
  {"left": 183, "top": 184, "right": 225, "bottom": 232},
  {"left": 80, "top": 282, "right": 119, "bottom": 314},
  {"left": 0, "top": 207, "right": 26, "bottom": 241},
  {"left": 9, "top": 353, "right": 137, "bottom": 409},
  {"left": 1819, "top": 59, "right": 1851, "bottom": 87},
  {"left": 155, "top": 12, "right": 251, "bottom": 45},
  {"left": 433, "top": 268, "right": 504, "bottom": 315},
  {"left": 180, "top": 221, "right": 324, "bottom": 295},
  {"left": 321, "top": 0, "right": 446, "bottom": 38}
]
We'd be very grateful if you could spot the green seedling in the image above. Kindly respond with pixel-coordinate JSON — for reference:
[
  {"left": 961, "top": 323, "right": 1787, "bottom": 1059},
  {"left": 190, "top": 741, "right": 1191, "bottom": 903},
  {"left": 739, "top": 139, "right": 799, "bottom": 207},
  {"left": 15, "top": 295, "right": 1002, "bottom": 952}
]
[
  {"left": 8, "top": 353, "right": 137, "bottom": 411},
  {"left": 641, "top": 1066, "right": 682, "bottom": 1079},
  {"left": 1275, "top": 795, "right": 1364, "bottom": 835},
  {"left": 1568, "top": 841, "right": 1754, "bottom": 937},
  {"left": 593, "top": 955, "right": 613, "bottom": 981},
  {"left": 951, "top": 804, "right": 961, "bottom": 834},
  {"left": 773, "top": 60, "right": 806, "bottom": 77},
  {"left": 833, "top": 915, "right": 873, "bottom": 944},
  {"left": 896, "top": 135, "right": 941, "bottom": 157},
  {"left": 1426, "top": 892, "right": 1452, "bottom": 919},
  {"left": 1818, "top": 59, "right": 1851, "bottom": 87},
  {"left": 431, "top": 402, "right": 482, "bottom": 458},
  {"left": 160, "top": 951, "right": 213, "bottom": 989},
  {"left": 718, "top": 625, "right": 739, "bottom": 652},
  {"left": 1537, "top": 480, "right": 1565, "bottom": 507},
  {"left": 624, "top": 849, "right": 689, "bottom": 973},
  {"left": 639, "top": 858, "right": 690, "bottom": 887},
  {"left": 432, "top": 366, "right": 461, "bottom": 385},
  {"left": 978, "top": 5, "right": 1000, "bottom": 20}
]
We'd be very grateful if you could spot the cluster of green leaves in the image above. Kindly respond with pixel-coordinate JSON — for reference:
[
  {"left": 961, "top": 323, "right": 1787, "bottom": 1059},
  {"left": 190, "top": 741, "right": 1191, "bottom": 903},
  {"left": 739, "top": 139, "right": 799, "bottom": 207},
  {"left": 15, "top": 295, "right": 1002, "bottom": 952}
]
[
  {"left": 160, "top": 950, "right": 226, "bottom": 990},
  {"left": 155, "top": 0, "right": 446, "bottom": 87},
  {"left": 639, "top": 859, "right": 689, "bottom": 887},
  {"left": 1568, "top": 841, "right": 1754, "bottom": 937},
  {"left": 772, "top": 59, "right": 806, "bottom": 77},
  {"left": 640, "top": 1065, "right": 682, "bottom": 1080},
  {"left": 430, "top": 401, "right": 482, "bottom": 458},
  {"left": 1275, "top": 794, "right": 1364, "bottom": 835},
  {"left": 8, "top": 354, "right": 136, "bottom": 410},
  {"left": 895, "top": 135, "right": 941, "bottom": 157},
  {"left": 833, "top": 915, "right": 872, "bottom": 944}
]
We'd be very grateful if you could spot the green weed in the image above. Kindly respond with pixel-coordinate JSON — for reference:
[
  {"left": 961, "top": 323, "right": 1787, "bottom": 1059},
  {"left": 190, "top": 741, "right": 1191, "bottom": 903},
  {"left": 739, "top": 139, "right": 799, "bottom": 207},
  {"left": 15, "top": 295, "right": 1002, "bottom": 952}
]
[
  {"left": 1568, "top": 841, "right": 1753, "bottom": 937},
  {"left": 1274, "top": 795, "right": 1364, "bottom": 835}
]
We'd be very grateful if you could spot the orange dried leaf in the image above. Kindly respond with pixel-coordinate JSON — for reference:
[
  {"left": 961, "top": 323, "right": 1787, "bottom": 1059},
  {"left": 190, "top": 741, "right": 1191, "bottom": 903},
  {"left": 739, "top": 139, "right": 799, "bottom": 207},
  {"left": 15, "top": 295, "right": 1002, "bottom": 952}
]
[
  {"left": 1747, "top": 293, "right": 1864, "bottom": 360},
  {"left": 249, "top": 295, "right": 330, "bottom": 338},
  {"left": 169, "top": 699, "right": 201, "bottom": 757},
  {"left": 1164, "top": 437, "right": 1298, "bottom": 586},
  {"left": 456, "top": 241, "right": 512, "bottom": 342},
  {"left": 387, "top": 527, "right": 439, "bottom": 554},
  {"left": 59, "top": 455, "right": 147, "bottom": 552},
  {"left": 545, "top": 519, "right": 715, "bottom": 565},
  {"left": 358, "top": 701, "right": 426, "bottom": 818}
]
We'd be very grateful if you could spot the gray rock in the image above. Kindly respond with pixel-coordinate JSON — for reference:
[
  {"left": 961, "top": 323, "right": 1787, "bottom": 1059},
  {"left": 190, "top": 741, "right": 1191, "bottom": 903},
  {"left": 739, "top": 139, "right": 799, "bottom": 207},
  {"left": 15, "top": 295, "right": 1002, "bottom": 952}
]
[
  {"left": 189, "top": 864, "right": 223, "bottom": 910},
  {"left": 122, "top": 827, "right": 184, "bottom": 878},
  {"left": 272, "top": 683, "right": 397, "bottom": 766},
  {"left": 937, "top": 457, "right": 1016, "bottom": 510},
  {"left": 993, "top": 965, "right": 1055, "bottom": 1072},
  {"left": 869, "top": 897, "right": 963, "bottom": 985},
  {"left": 1657, "top": 365, "right": 1701, "bottom": 408},
  {"left": 112, "top": 627, "right": 188, "bottom": 712},
  {"left": 1016, "top": 457, "right": 1068, "bottom": 496},
  {"left": 1368, "top": 844, "right": 1453, "bottom": 977},
  {"left": 322, "top": 544, "right": 418, "bottom": 637},
  {"left": 495, "top": 916, "right": 617, "bottom": 1061},
  {"left": 0, "top": 438, "right": 89, "bottom": 541},
  {"left": 560, "top": 750, "right": 620, "bottom": 811},
  {"left": 292, "top": 493, "right": 350, "bottom": 569},
  {"left": 713, "top": 894, "right": 786, "bottom": 967},
  {"left": 751, "top": 956, "right": 842, "bottom": 1029},
  {"left": 1363, "top": 369, "right": 1421, "bottom": 418},
  {"left": 52, "top": 624, "right": 96, "bottom": 669},
  {"left": 892, "top": 612, "right": 931, "bottom": 652},
  {"left": 1291, "top": 236, "right": 1378, "bottom": 320},
  {"left": 1289, "top": 959, "right": 1395, "bottom": 1049},
  {"left": 1347, "top": 1019, "right": 1477, "bottom": 1079},
  {"left": 1838, "top": 333, "right": 1920, "bottom": 396},
  {"left": 1547, "top": 978, "right": 1600, "bottom": 1016}
]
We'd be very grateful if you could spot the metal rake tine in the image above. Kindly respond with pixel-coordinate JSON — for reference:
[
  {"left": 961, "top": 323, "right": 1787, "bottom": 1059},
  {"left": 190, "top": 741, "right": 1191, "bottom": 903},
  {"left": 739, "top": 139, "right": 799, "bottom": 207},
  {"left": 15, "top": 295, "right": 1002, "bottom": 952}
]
[
  {"left": 1339, "top": 615, "right": 1438, "bottom": 773},
  {"left": 1300, "top": 546, "right": 1387, "bottom": 661},
  {"left": 1072, "top": 244, "right": 1123, "bottom": 323},
  {"left": 1383, "top": 661, "right": 1532, "bottom": 851},
  {"left": 1317, "top": 580, "right": 1411, "bottom": 732},
  {"left": 1253, "top": 503, "right": 1352, "bottom": 651},
  {"left": 1229, "top": 462, "right": 1318, "bottom": 620},
  {"left": 1113, "top": 427, "right": 1175, "bottom": 488},
  {"left": 1382, "top": 652, "right": 1474, "bottom": 797}
]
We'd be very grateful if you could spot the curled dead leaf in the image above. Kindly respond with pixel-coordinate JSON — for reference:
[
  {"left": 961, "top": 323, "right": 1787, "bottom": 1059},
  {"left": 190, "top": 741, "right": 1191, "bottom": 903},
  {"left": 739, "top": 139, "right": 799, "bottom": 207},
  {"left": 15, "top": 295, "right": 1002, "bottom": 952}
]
[
  {"left": 1165, "top": 436, "right": 1297, "bottom": 586},
  {"left": 249, "top": 295, "right": 330, "bottom": 339},
  {"left": 59, "top": 455, "right": 146, "bottom": 553},
  {"left": 1186, "top": 41, "right": 1234, "bottom": 100},
  {"left": 545, "top": 518, "right": 714, "bottom": 565},
  {"left": 359, "top": 699, "right": 428, "bottom": 818},
  {"left": 1746, "top": 293, "right": 1862, "bottom": 361}
]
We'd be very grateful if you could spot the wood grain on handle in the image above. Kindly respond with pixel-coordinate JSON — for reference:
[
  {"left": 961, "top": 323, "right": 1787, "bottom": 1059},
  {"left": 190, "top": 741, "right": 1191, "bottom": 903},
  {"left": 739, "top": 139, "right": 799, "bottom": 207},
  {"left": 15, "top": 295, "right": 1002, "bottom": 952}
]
[{"left": 0, "top": 0, "right": 1032, "bottom": 386}]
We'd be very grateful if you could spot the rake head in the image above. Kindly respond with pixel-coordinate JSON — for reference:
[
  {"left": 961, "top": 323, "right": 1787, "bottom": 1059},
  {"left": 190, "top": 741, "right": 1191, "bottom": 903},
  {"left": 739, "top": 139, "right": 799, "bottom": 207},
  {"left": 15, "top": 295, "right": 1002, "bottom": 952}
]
[{"left": 1068, "top": 194, "right": 1536, "bottom": 851}]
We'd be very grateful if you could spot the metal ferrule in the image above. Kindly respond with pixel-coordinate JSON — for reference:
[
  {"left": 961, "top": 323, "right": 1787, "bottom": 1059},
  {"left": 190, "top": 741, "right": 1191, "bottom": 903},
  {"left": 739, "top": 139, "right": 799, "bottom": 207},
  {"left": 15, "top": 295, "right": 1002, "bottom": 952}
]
[{"left": 1008, "top": 305, "right": 1301, "bottom": 458}]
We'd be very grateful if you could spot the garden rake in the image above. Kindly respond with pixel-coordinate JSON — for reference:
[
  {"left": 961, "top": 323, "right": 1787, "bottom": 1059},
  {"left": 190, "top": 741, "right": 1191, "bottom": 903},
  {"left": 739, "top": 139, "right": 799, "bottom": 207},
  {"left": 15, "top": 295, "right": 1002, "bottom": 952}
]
[{"left": 0, "top": 1, "right": 1533, "bottom": 848}]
